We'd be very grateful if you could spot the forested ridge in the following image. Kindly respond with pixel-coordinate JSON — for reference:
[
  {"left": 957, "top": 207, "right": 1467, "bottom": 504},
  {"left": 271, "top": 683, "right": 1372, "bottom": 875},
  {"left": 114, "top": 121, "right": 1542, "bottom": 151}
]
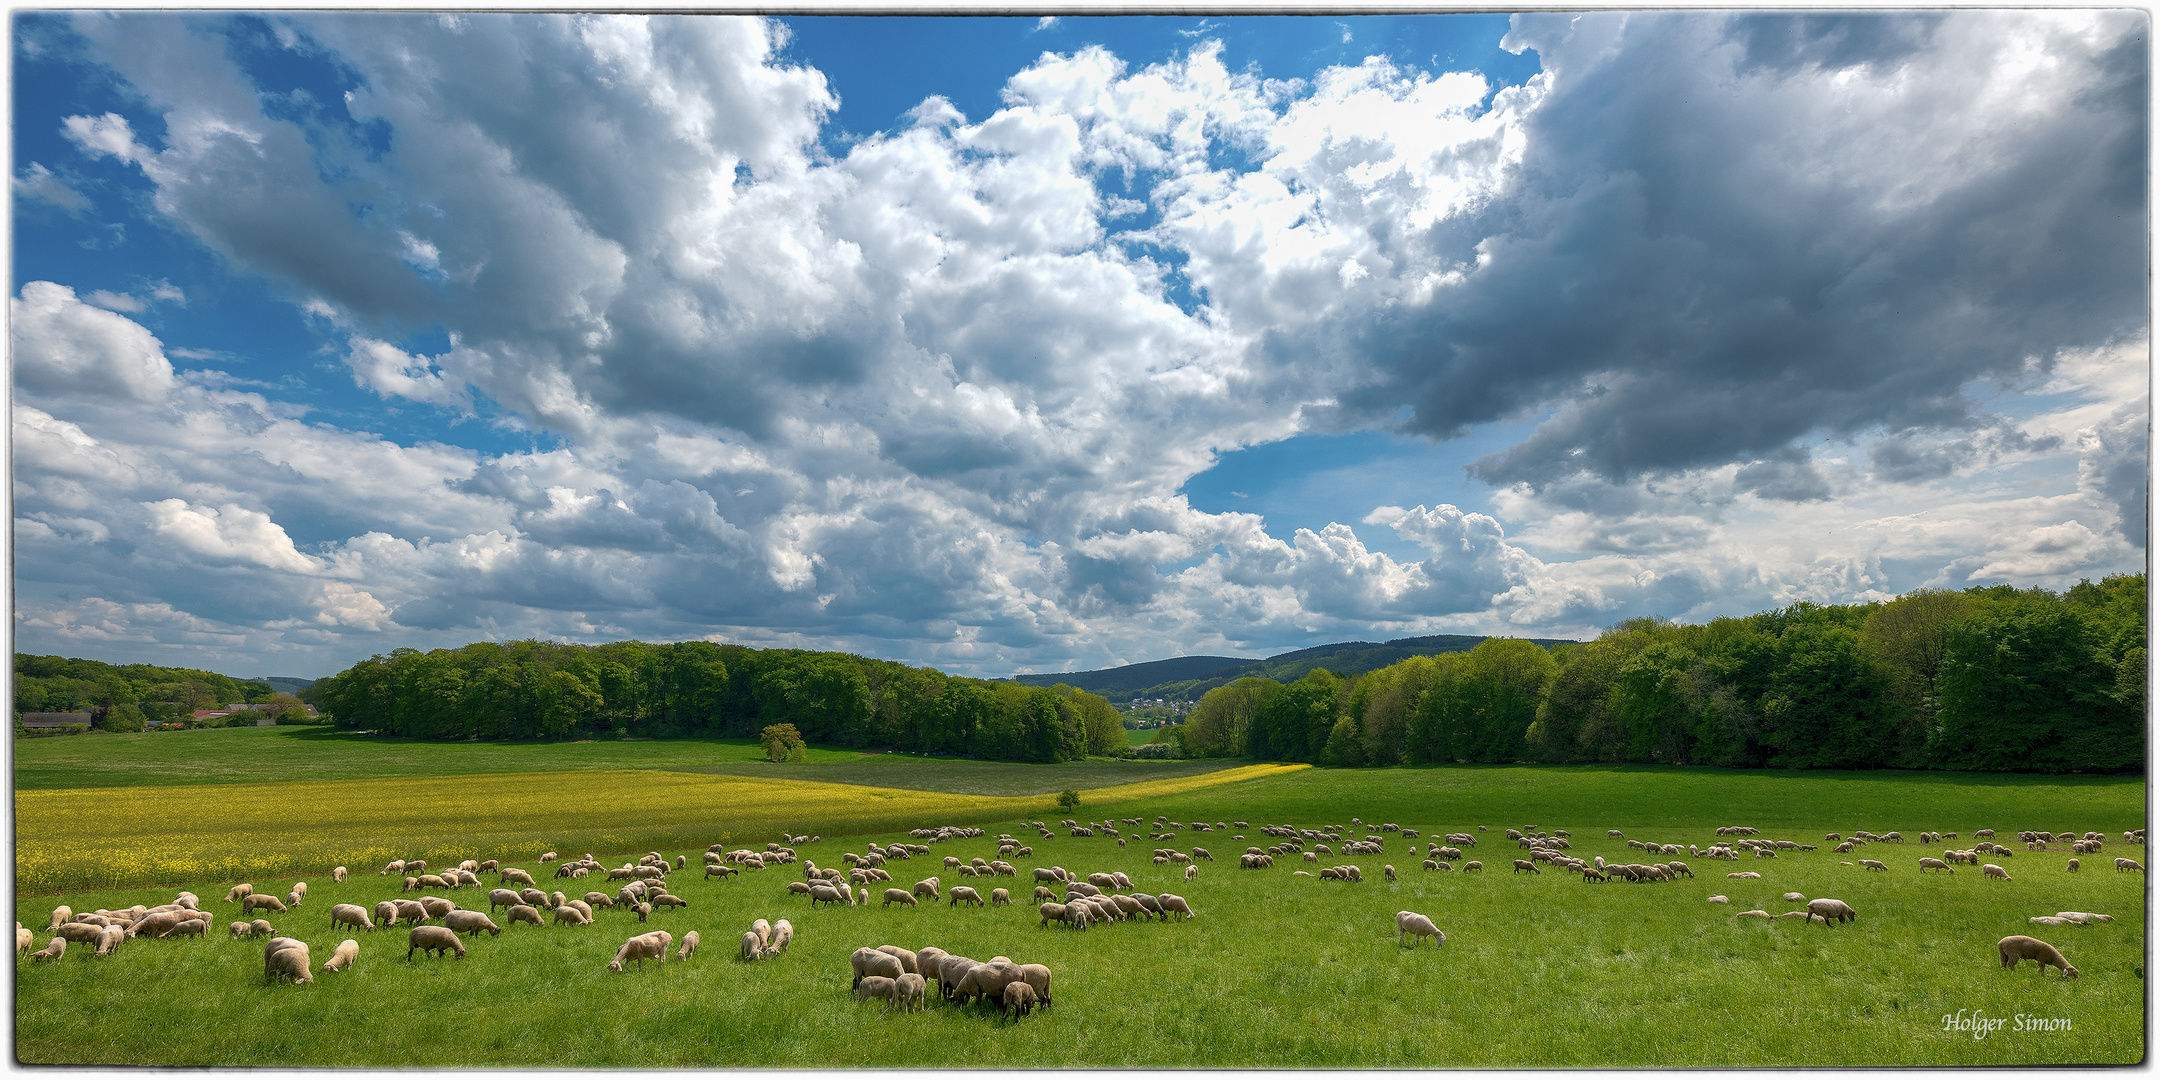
[
  {"left": 312, "top": 640, "right": 1129, "bottom": 764},
  {"left": 1166, "top": 575, "right": 2146, "bottom": 774}
]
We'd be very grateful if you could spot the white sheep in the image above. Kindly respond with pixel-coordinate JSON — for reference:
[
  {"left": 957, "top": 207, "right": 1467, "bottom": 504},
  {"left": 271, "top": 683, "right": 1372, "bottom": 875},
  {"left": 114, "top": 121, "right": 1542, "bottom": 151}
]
[
  {"left": 1157, "top": 893, "right": 1196, "bottom": 919},
  {"left": 771, "top": 919, "right": 794, "bottom": 954},
  {"left": 407, "top": 925, "right": 466, "bottom": 959},
  {"left": 739, "top": 931, "right": 765, "bottom": 961},
  {"left": 677, "top": 930, "right": 700, "bottom": 961},
  {"left": 1998, "top": 935, "right": 2077, "bottom": 977},
  {"left": 444, "top": 910, "right": 502, "bottom": 937},
  {"left": 331, "top": 866, "right": 348, "bottom": 883},
  {"left": 1707, "top": 895, "right": 1729, "bottom": 904},
  {"left": 856, "top": 975, "right": 898, "bottom": 1007},
  {"left": 265, "top": 939, "right": 313, "bottom": 984},
  {"left": 323, "top": 938, "right": 359, "bottom": 973},
  {"left": 1982, "top": 863, "right": 2011, "bottom": 881},
  {"left": 893, "top": 972, "right": 927, "bottom": 1013},
  {"left": 1396, "top": 910, "right": 1443, "bottom": 948},
  {"left": 329, "top": 903, "right": 376, "bottom": 933},
  {"left": 608, "top": 930, "right": 672, "bottom": 972}
]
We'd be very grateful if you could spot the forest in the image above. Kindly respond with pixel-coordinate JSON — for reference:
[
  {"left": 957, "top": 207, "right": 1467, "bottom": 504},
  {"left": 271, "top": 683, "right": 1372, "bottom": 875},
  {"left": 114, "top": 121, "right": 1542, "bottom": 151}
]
[
  {"left": 1167, "top": 575, "right": 2146, "bottom": 774},
  {"left": 10, "top": 655, "right": 281, "bottom": 731}
]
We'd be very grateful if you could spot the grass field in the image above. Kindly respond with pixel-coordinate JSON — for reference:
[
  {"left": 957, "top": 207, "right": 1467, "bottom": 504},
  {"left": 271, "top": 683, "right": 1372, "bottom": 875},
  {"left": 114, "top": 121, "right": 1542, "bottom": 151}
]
[
  {"left": 11, "top": 740, "right": 2148, "bottom": 1067},
  {"left": 11, "top": 726, "right": 1242, "bottom": 793}
]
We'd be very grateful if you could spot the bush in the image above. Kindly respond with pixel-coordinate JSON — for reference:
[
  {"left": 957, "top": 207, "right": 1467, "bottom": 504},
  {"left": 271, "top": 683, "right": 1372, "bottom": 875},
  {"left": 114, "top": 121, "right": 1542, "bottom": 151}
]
[{"left": 1130, "top": 742, "right": 1182, "bottom": 760}]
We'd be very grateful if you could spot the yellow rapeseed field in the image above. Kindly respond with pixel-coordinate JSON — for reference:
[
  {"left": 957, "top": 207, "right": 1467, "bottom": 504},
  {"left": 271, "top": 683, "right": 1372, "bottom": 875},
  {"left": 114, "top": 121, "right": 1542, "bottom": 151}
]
[{"left": 14, "top": 763, "right": 1306, "bottom": 893}]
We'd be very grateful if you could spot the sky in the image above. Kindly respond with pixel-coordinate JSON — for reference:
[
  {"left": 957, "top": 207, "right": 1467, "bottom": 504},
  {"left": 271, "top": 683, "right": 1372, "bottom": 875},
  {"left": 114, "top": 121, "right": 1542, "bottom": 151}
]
[{"left": 9, "top": 11, "right": 2150, "bottom": 681}]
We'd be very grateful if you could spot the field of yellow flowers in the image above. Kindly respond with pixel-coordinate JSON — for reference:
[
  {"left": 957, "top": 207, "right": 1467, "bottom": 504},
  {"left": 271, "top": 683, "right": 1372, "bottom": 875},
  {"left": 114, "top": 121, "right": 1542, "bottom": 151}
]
[{"left": 14, "top": 763, "right": 1304, "bottom": 893}]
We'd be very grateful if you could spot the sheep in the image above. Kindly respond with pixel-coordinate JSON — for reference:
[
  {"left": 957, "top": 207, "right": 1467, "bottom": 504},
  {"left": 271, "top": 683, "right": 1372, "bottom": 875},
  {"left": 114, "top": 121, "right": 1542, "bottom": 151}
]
[
  {"left": 1983, "top": 863, "right": 2012, "bottom": 881},
  {"left": 500, "top": 867, "right": 538, "bottom": 886},
  {"left": 608, "top": 930, "right": 672, "bottom": 972},
  {"left": 391, "top": 899, "right": 427, "bottom": 926},
  {"left": 502, "top": 904, "right": 543, "bottom": 929},
  {"left": 30, "top": 938, "right": 65, "bottom": 963},
  {"left": 444, "top": 910, "right": 502, "bottom": 937},
  {"left": 1782, "top": 891, "right": 1806, "bottom": 902},
  {"left": 265, "top": 939, "right": 313, "bottom": 984},
  {"left": 1463, "top": 862, "right": 1482, "bottom": 872},
  {"left": 771, "top": 919, "right": 793, "bottom": 954},
  {"left": 1185, "top": 864, "right": 1199, "bottom": 882},
  {"left": 914, "top": 878, "right": 942, "bottom": 902},
  {"left": 418, "top": 896, "right": 458, "bottom": 921},
  {"left": 856, "top": 975, "right": 898, "bottom": 1007},
  {"left": 1918, "top": 857, "right": 1955, "bottom": 874},
  {"left": 1038, "top": 902, "right": 1071, "bottom": 929},
  {"left": 1998, "top": 935, "right": 2077, "bottom": 977},
  {"left": 650, "top": 893, "right": 688, "bottom": 911},
  {"left": 1383, "top": 864, "right": 1397, "bottom": 882},
  {"left": 1158, "top": 893, "right": 1196, "bottom": 920},
  {"left": 1734, "top": 910, "right": 1773, "bottom": 918},
  {"left": 2056, "top": 911, "right": 2114, "bottom": 923},
  {"left": 893, "top": 972, "right": 927, "bottom": 1013},
  {"left": 676, "top": 930, "right": 700, "bottom": 962},
  {"left": 739, "top": 931, "right": 765, "bottom": 961},
  {"left": 288, "top": 882, "right": 308, "bottom": 906},
  {"left": 94, "top": 926, "right": 123, "bottom": 957},
  {"left": 323, "top": 938, "right": 359, "bottom": 973},
  {"left": 1512, "top": 859, "right": 1541, "bottom": 874},
  {"left": 380, "top": 860, "right": 406, "bottom": 876},
  {"left": 166, "top": 916, "right": 210, "bottom": 940},
  {"left": 990, "top": 887, "right": 1011, "bottom": 907},
  {"left": 1707, "top": 895, "right": 1729, "bottom": 904},
  {"left": 954, "top": 960, "right": 1026, "bottom": 1007},
  {"left": 852, "top": 946, "right": 905, "bottom": 987},
  {"left": 1000, "top": 980, "right": 1039, "bottom": 1022},
  {"left": 633, "top": 902, "right": 652, "bottom": 922},
  {"left": 249, "top": 918, "right": 276, "bottom": 938},
  {"left": 407, "top": 925, "right": 467, "bottom": 960},
  {"left": 1728, "top": 871, "right": 1762, "bottom": 879},
  {"left": 1396, "top": 910, "right": 1443, "bottom": 948},
  {"left": 877, "top": 945, "right": 920, "bottom": 974},
  {"left": 1858, "top": 860, "right": 1888, "bottom": 872},
  {"left": 223, "top": 884, "right": 253, "bottom": 904},
  {"left": 2028, "top": 916, "right": 2074, "bottom": 927},
  {"left": 2066, "top": 858, "right": 2081, "bottom": 872},
  {"left": 329, "top": 903, "right": 376, "bottom": 933},
  {"left": 1807, "top": 898, "right": 1857, "bottom": 925},
  {"left": 2115, "top": 858, "right": 2145, "bottom": 873},
  {"left": 949, "top": 886, "right": 984, "bottom": 908},
  {"left": 242, "top": 894, "right": 289, "bottom": 915},
  {"left": 883, "top": 888, "right": 919, "bottom": 908}
]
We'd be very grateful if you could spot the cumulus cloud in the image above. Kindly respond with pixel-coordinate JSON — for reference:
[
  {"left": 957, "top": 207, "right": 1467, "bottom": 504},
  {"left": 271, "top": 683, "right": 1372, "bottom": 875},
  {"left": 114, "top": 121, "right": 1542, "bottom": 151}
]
[
  {"left": 11, "top": 13, "right": 2146, "bottom": 674},
  {"left": 12, "top": 281, "right": 177, "bottom": 402}
]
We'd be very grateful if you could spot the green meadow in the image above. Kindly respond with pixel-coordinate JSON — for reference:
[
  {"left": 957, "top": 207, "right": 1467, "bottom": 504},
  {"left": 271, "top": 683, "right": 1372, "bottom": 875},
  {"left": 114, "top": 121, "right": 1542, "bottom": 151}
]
[{"left": 12, "top": 736, "right": 2146, "bottom": 1067}]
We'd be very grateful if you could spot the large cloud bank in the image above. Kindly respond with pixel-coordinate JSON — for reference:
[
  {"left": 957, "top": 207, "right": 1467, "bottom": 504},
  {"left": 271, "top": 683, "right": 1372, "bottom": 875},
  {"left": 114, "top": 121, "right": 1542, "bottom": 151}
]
[{"left": 13, "top": 12, "right": 2147, "bottom": 675}]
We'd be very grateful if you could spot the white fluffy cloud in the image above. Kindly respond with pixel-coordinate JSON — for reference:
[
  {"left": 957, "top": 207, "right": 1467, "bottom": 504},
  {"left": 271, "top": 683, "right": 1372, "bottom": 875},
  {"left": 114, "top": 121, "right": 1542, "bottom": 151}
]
[{"left": 12, "top": 13, "right": 2146, "bottom": 675}]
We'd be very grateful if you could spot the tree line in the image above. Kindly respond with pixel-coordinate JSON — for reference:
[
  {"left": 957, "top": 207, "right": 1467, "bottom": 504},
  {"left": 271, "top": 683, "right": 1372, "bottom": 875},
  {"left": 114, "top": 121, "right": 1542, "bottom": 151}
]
[
  {"left": 312, "top": 639, "right": 1129, "bottom": 763},
  {"left": 1162, "top": 575, "right": 2145, "bottom": 774},
  {"left": 11, "top": 655, "right": 291, "bottom": 731}
]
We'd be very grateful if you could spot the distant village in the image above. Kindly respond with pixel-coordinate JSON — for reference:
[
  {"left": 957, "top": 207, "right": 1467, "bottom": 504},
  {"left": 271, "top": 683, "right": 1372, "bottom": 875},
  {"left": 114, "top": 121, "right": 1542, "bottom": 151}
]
[{"left": 1117, "top": 697, "right": 1190, "bottom": 729}]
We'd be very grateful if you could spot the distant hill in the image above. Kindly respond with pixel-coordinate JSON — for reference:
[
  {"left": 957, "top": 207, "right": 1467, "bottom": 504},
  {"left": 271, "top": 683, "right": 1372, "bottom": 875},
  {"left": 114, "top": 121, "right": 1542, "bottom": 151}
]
[
  {"left": 259, "top": 677, "right": 316, "bottom": 694},
  {"left": 1012, "top": 634, "right": 1579, "bottom": 701},
  {"left": 1010, "top": 655, "right": 1257, "bottom": 697}
]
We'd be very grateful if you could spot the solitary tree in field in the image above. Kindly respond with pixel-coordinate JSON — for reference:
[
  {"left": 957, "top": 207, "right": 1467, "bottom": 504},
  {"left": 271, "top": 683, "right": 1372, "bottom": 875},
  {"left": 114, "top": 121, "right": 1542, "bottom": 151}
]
[
  {"left": 760, "top": 723, "right": 806, "bottom": 763},
  {"left": 1056, "top": 788, "right": 1081, "bottom": 816}
]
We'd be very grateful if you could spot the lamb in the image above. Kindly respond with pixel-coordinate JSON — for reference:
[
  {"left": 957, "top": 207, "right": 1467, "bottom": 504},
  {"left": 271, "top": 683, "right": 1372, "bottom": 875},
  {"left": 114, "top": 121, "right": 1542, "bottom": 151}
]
[
  {"left": 332, "top": 866, "right": 348, "bottom": 883},
  {"left": 883, "top": 888, "right": 919, "bottom": 908},
  {"left": 1000, "top": 980, "right": 1039, "bottom": 1022},
  {"left": 852, "top": 946, "right": 905, "bottom": 987},
  {"left": 1807, "top": 898, "right": 1857, "bottom": 925},
  {"left": 323, "top": 938, "right": 359, "bottom": 973},
  {"left": 444, "top": 910, "right": 502, "bottom": 937},
  {"left": 856, "top": 975, "right": 898, "bottom": 1007},
  {"left": 288, "top": 882, "right": 308, "bottom": 905},
  {"left": 265, "top": 938, "right": 313, "bottom": 984},
  {"left": 407, "top": 925, "right": 467, "bottom": 959},
  {"left": 893, "top": 972, "right": 927, "bottom": 1013},
  {"left": 740, "top": 931, "right": 765, "bottom": 961},
  {"left": 1998, "top": 935, "right": 2077, "bottom": 977},
  {"left": 1185, "top": 864, "right": 1199, "bottom": 882},
  {"left": 30, "top": 938, "right": 65, "bottom": 963},
  {"left": 1982, "top": 863, "right": 2011, "bottom": 880},
  {"left": 1396, "top": 910, "right": 1443, "bottom": 948},
  {"left": 633, "top": 902, "right": 652, "bottom": 922},
  {"left": 677, "top": 930, "right": 700, "bottom": 961},
  {"left": 330, "top": 903, "right": 376, "bottom": 933},
  {"left": 608, "top": 930, "right": 672, "bottom": 972},
  {"left": 242, "top": 894, "right": 289, "bottom": 915}
]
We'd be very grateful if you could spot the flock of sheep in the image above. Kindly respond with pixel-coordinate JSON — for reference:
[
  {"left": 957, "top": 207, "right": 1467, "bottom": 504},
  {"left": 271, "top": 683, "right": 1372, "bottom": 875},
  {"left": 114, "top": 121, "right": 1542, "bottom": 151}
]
[{"left": 16, "top": 812, "right": 2139, "bottom": 1008}]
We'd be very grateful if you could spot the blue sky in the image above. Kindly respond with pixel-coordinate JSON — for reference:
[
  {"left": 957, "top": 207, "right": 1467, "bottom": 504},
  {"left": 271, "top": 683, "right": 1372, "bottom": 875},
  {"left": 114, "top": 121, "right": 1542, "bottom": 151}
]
[{"left": 10, "top": 12, "right": 2148, "bottom": 679}]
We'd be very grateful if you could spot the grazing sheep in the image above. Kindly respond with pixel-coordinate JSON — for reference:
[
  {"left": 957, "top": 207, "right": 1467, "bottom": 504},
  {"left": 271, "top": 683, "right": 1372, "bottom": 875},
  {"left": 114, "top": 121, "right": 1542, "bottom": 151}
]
[
  {"left": 418, "top": 896, "right": 457, "bottom": 920},
  {"left": 894, "top": 972, "right": 927, "bottom": 1013},
  {"left": 94, "top": 926, "right": 123, "bottom": 956},
  {"left": 1158, "top": 893, "right": 1196, "bottom": 920},
  {"left": 505, "top": 904, "right": 544, "bottom": 929},
  {"left": 633, "top": 902, "right": 652, "bottom": 922},
  {"left": 883, "top": 888, "right": 918, "bottom": 908},
  {"left": 249, "top": 919, "right": 276, "bottom": 938},
  {"left": 739, "top": 931, "right": 765, "bottom": 961},
  {"left": 1512, "top": 859, "right": 1540, "bottom": 874},
  {"left": 1463, "top": 862, "right": 1482, "bottom": 872},
  {"left": 1728, "top": 871, "right": 1762, "bottom": 879},
  {"left": 914, "top": 878, "right": 941, "bottom": 902},
  {"left": 288, "top": 882, "right": 308, "bottom": 905},
  {"left": 500, "top": 867, "right": 537, "bottom": 886},
  {"left": 990, "top": 888, "right": 1011, "bottom": 907},
  {"left": 877, "top": 945, "right": 920, "bottom": 974},
  {"left": 1707, "top": 895, "right": 1729, "bottom": 904},
  {"left": 856, "top": 975, "right": 898, "bottom": 1007},
  {"left": 330, "top": 903, "right": 376, "bottom": 933},
  {"left": 1806, "top": 898, "right": 1857, "bottom": 925},
  {"left": 264, "top": 940, "right": 313, "bottom": 984},
  {"left": 407, "top": 925, "right": 467, "bottom": 960},
  {"left": 323, "top": 939, "right": 359, "bottom": 973},
  {"left": 242, "top": 894, "right": 289, "bottom": 915},
  {"left": 380, "top": 860, "right": 406, "bottom": 876},
  {"left": 444, "top": 910, "right": 502, "bottom": 937},
  {"left": 1982, "top": 864, "right": 2011, "bottom": 881},
  {"left": 1001, "top": 980, "right": 1039, "bottom": 1022},
  {"left": 1185, "top": 864, "right": 1199, "bottom": 882},
  {"left": 1998, "top": 935, "right": 2077, "bottom": 977},
  {"left": 954, "top": 960, "right": 1026, "bottom": 1007},
  {"left": 2056, "top": 911, "right": 2114, "bottom": 923},
  {"left": 770, "top": 919, "right": 793, "bottom": 954},
  {"left": 1734, "top": 910, "right": 1772, "bottom": 919},
  {"left": 1396, "top": 910, "right": 1443, "bottom": 948},
  {"left": 1783, "top": 892, "right": 1806, "bottom": 902},
  {"left": 1858, "top": 860, "right": 1888, "bottom": 872},
  {"left": 487, "top": 888, "right": 522, "bottom": 912},
  {"left": 607, "top": 930, "right": 672, "bottom": 972},
  {"left": 1918, "top": 858, "right": 1955, "bottom": 874},
  {"left": 2028, "top": 916, "right": 2074, "bottom": 927},
  {"left": 54, "top": 922, "right": 106, "bottom": 945},
  {"left": 852, "top": 947, "right": 905, "bottom": 987},
  {"left": 2115, "top": 858, "right": 2144, "bottom": 873},
  {"left": 19, "top": 926, "right": 38, "bottom": 956},
  {"left": 949, "top": 886, "right": 984, "bottom": 908},
  {"left": 2066, "top": 858, "right": 2080, "bottom": 872},
  {"left": 30, "top": 938, "right": 66, "bottom": 963},
  {"left": 677, "top": 930, "right": 700, "bottom": 961},
  {"left": 223, "top": 885, "right": 253, "bottom": 904},
  {"left": 1383, "top": 864, "right": 1397, "bottom": 882},
  {"left": 1038, "top": 902, "right": 1071, "bottom": 929},
  {"left": 391, "top": 899, "right": 426, "bottom": 926},
  {"left": 650, "top": 893, "right": 688, "bottom": 911}
]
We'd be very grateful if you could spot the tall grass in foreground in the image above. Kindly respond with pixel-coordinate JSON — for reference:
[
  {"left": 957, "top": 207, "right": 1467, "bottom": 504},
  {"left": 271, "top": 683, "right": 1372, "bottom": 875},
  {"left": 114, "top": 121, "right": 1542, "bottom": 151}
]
[
  {"left": 15, "top": 772, "right": 2143, "bottom": 1067},
  {"left": 14, "top": 764, "right": 1302, "bottom": 893}
]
